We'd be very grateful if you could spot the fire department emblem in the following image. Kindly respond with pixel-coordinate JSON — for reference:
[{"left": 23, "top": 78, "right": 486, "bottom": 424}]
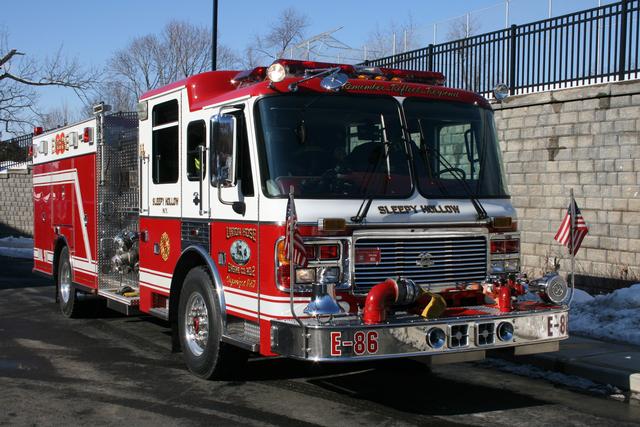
[
  {"left": 416, "top": 252, "right": 434, "bottom": 268},
  {"left": 55, "top": 133, "right": 67, "bottom": 154},
  {"left": 160, "top": 232, "right": 170, "bottom": 261},
  {"left": 230, "top": 240, "right": 250, "bottom": 265}
]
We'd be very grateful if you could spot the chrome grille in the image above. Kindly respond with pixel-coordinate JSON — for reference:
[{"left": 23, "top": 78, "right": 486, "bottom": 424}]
[{"left": 353, "top": 235, "right": 487, "bottom": 293}]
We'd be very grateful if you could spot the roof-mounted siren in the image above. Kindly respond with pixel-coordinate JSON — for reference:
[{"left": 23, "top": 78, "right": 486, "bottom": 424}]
[{"left": 93, "top": 102, "right": 112, "bottom": 115}]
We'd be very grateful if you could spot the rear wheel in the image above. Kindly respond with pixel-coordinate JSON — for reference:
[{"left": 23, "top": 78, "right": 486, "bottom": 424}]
[
  {"left": 57, "top": 247, "right": 81, "bottom": 318},
  {"left": 178, "top": 266, "right": 247, "bottom": 379}
]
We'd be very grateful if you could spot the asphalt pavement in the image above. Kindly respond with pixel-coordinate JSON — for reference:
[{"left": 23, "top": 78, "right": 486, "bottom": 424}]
[{"left": 1, "top": 256, "right": 639, "bottom": 426}]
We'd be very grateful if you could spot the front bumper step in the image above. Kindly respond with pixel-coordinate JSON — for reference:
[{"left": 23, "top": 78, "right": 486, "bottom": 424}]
[{"left": 270, "top": 307, "right": 569, "bottom": 362}]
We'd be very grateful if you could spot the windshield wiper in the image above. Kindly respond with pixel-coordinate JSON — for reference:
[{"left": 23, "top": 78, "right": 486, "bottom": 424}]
[
  {"left": 352, "top": 114, "right": 393, "bottom": 223},
  {"left": 417, "top": 120, "right": 488, "bottom": 221}
]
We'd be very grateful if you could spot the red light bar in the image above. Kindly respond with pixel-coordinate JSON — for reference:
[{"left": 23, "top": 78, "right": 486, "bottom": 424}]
[
  {"left": 276, "top": 59, "right": 355, "bottom": 76},
  {"left": 379, "top": 67, "right": 445, "bottom": 85},
  {"left": 231, "top": 67, "right": 267, "bottom": 85},
  {"left": 231, "top": 58, "right": 447, "bottom": 88},
  {"left": 33, "top": 126, "right": 43, "bottom": 136}
]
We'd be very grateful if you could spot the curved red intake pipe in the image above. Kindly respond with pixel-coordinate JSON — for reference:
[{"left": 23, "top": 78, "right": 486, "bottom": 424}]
[{"left": 363, "top": 278, "right": 399, "bottom": 325}]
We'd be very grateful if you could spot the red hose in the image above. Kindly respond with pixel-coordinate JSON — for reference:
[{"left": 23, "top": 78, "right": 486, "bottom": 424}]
[{"left": 363, "top": 278, "right": 398, "bottom": 324}]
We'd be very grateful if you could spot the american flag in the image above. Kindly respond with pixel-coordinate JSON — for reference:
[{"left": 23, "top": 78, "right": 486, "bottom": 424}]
[
  {"left": 554, "top": 198, "right": 589, "bottom": 255},
  {"left": 284, "top": 194, "right": 308, "bottom": 267}
]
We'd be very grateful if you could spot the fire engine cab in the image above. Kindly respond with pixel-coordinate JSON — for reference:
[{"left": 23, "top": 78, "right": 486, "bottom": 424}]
[{"left": 32, "top": 59, "right": 569, "bottom": 379}]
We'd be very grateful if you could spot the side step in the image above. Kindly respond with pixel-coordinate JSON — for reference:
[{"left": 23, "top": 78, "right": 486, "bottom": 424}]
[
  {"left": 99, "top": 289, "right": 140, "bottom": 316},
  {"left": 223, "top": 318, "right": 260, "bottom": 352}
]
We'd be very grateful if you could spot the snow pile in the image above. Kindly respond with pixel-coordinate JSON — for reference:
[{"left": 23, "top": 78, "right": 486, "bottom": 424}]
[
  {"left": 0, "top": 236, "right": 33, "bottom": 259},
  {"left": 570, "top": 284, "right": 640, "bottom": 346},
  {"left": 570, "top": 288, "right": 594, "bottom": 304}
]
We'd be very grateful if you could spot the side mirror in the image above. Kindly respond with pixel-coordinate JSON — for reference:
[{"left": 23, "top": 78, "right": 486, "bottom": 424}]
[{"left": 211, "top": 114, "right": 238, "bottom": 188}]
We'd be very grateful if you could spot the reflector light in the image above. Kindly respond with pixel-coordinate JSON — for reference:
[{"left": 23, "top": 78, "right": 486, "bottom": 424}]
[
  {"left": 319, "top": 244, "right": 339, "bottom": 260},
  {"left": 305, "top": 245, "right": 316, "bottom": 261},
  {"left": 278, "top": 264, "right": 291, "bottom": 288},
  {"left": 490, "top": 239, "right": 520, "bottom": 254},
  {"left": 83, "top": 127, "right": 93, "bottom": 144}
]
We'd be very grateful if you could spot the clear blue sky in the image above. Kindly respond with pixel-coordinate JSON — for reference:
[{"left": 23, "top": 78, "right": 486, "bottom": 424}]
[{"left": 1, "top": 0, "right": 612, "bottom": 120}]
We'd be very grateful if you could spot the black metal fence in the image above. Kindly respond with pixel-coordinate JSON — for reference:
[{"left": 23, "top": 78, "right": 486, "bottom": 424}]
[
  {"left": 0, "top": 133, "right": 33, "bottom": 171},
  {"left": 365, "top": 0, "right": 640, "bottom": 98}
]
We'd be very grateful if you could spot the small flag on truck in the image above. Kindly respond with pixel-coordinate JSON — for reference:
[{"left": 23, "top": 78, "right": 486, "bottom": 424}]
[
  {"left": 285, "top": 187, "right": 308, "bottom": 267},
  {"left": 554, "top": 195, "right": 589, "bottom": 256}
]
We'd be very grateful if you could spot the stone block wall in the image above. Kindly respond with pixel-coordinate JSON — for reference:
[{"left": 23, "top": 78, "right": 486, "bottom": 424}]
[
  {"left": 0, "top": 168, "right": 33, "bottom": 237},
  {"left": 493, "top": 80, "right": 640, "bottom": 287}
]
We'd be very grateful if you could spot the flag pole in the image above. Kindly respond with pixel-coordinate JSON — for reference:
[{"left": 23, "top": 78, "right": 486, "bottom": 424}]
[
  {"left": 288, "top": 185, "right": 303, "bottom": 327},
  {"left": 569, "top": 188, "right": 576, "bottom": 305}
]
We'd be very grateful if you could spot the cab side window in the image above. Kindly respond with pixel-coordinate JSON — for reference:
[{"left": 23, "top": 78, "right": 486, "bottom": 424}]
[
  {"left": 152, "top": 100, "right": 179, "bottom": 184},
  {"left": 186, "top": 120, "right": 206, "bottom": 181},
  {"left": 237, "top": 115, "right": 254, "bottom": 197}
]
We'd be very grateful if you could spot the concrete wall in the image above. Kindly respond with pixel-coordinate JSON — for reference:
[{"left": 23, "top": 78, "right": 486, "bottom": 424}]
[
  {"left": 493, "top": 80, "right": 640, "bottom": 288},
  {"left": 0, "top": 168, "right": 32, "bottom": 237}
]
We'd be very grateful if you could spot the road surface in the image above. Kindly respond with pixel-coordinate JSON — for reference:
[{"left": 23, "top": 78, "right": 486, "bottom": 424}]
[{"left": 1, "top": 256, "right": 638, "bottom": 426}]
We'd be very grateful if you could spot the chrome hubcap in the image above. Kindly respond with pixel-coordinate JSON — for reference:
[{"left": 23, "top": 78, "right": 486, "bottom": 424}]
[
  {"left": 184, "top": 293, "right": 209, "bottom": 357},
  {"left": 60, "top": 262, "right": 71, "bottom": 304}
]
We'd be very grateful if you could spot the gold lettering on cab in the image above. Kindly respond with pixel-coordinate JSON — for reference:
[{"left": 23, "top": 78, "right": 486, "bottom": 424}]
[
  {"left": 226, "top": 276, "right": 256, "bottom": 289},
  {"left": 343, "top": 82, "right": 461, "bottom": 98},
  {"left": 225, "top": 226, "right": 257, "bottom": 242},
  {"left": 227, "top": 263, "right": 256, "bottom": 277}
]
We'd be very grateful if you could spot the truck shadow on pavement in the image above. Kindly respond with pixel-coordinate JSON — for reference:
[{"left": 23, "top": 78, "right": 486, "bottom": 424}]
[{"left": 239, "top": 357, "right": 548, "bottom": 416}]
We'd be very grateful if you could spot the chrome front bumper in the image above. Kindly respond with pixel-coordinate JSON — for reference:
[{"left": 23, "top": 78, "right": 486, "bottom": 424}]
[{"left": 270, "top": 307, "right": 569, "bottom": 362}]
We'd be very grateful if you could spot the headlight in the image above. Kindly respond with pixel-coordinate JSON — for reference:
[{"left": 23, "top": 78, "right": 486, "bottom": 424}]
[
  {"left": 267, "top": 63, "right": 286, "bottom": 83},
  {"left": 295, "top": 268, "right": 316, "bottom": 284}
]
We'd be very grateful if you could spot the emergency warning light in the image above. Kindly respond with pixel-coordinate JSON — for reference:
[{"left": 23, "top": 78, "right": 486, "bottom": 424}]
[{"left": 83, "top": 127, "right": 93, "bottom": 144}]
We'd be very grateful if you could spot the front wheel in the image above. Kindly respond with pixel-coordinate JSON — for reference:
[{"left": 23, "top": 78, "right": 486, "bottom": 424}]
[
  {"left": 57, "top": 246, "right": 81, "bottom": 318},
  {"left": 178, "top": 266, "right": 247, "bottom": 379}
]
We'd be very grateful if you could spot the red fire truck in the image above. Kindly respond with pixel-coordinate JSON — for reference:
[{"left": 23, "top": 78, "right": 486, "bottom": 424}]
[{"left": 32, "top": 59, "right": 569, "bottom": 379}]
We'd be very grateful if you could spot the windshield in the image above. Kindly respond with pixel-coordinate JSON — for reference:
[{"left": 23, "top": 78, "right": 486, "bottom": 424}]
[
  {"left": 404, "top": 99, "right": 509, "bottom": 198},
  {"left": 256, "top": 95, "right": 412, "bottom": 198}
]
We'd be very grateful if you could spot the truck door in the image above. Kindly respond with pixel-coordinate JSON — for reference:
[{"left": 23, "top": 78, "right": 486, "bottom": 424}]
[
  {"left": 137, "top": 93, "right": 183, "bottom": 288},
  {"left": 181, "top": 116, "right": 209, "bottom": 219},
  {"left": 209, "top": 104, "right": 260, "bottom": 318}
]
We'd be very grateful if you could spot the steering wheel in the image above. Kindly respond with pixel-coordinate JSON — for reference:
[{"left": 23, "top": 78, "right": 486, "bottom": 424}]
[{"left": 438, "top": 167, "right": 467, "bottom": 180}]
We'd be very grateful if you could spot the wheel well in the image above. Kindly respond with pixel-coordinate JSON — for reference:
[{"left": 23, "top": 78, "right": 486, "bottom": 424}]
[
  {"left": 52, "top": 237, "right": 68, "bottom": 286},
  {"left": 169, "top": 250, "right": 209, "bottom": 352},
  {"left": 170, "top": 251, "right": 208, "bottom": 322}
]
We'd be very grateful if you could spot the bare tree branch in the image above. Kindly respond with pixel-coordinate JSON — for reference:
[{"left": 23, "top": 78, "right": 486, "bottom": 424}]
[
  {"left": 365, "top": 14, "right": 419, "bottom": 59},
  {"left": 0, "top": 30, "right": 99, "bottom": 136},
  {"left": 102, "top": 20, "right": 240, "bottom": 111},
  {"left": 247, "top": 7, "right": 309, "bottom": 63}
]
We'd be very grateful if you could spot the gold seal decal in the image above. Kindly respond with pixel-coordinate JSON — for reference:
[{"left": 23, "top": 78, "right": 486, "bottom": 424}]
[{"left": 160, "top": 232, "right": 170, "bottom": 261}]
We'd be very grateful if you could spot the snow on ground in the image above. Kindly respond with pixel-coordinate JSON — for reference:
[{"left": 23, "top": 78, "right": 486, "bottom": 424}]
[
  {"left": 481, "top": 358, "right": 623, "bottom": 398},
  {"left": 570, "top": 284, "right": 640, "bottom": 346},
  {"left": 0, "top": 236, "right": 33, "bottom": 259}
]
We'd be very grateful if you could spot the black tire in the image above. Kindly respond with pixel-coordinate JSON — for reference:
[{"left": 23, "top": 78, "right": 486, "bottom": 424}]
[
  {"left": 57, "top": 246, "right": 81, "bottom": 318},
  {"left": 178, "top": 266, "right": 247, "bottom": 380}
]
